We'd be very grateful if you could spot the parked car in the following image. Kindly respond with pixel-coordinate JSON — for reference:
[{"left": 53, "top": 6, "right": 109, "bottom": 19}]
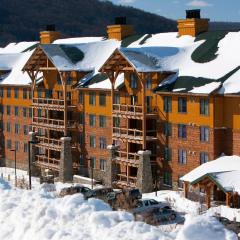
[
  {"left": 135, "top": 207, "right": 176, "bottom": 225},
  {"left": 132, "top": 198, "right": 171, "bottom": 214},
  {"left": 59, "top": 185, "right": 93, "bottom": 199},
  {"left": 89, "top": 187, "right": 113, "bottom": 201},
  {"left": 106, "top": 188, "right": 142, "bottom": 210}
]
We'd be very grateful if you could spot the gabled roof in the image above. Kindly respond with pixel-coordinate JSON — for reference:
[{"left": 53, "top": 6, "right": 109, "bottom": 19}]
[{"left": 181, "top": 155, "right": 240, "bottom": 194}]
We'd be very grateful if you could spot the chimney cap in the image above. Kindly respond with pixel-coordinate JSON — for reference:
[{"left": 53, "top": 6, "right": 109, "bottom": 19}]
[
  {"left": 186, "top": 9, "right": 201, "bottom": 19},
  {"left": 46, "top": 24, "right": 56, "bottom": 31},
  {"left": 115, "top": 17, "right": 127, "bottom": 25}
]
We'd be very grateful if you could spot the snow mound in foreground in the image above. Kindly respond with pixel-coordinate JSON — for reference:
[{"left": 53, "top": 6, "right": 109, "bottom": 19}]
[
  {"left": 0, "top": 181, "right": 237, "bottom": 240},
  {"left": 176, "top": 215, "right": 237, "bottom": 240}
]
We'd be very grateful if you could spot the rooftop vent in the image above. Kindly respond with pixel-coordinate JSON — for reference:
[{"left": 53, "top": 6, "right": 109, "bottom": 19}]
[
  {"left": 46, "top": 24, "right": 56, "bottom": 31},
  {"left": 186, "top": 9, "right": 201, "bottom": 19},
  {"left": 115, "top": 17, "right": 127, "bottom": 25}
]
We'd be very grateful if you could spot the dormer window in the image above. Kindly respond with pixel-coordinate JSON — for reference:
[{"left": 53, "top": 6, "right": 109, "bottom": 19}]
[
  {"left": 67, "top": 76, "right": 73, "bottom": 85},
  {"left": 130, "top": 73, "right": 137, "bottom": 89}
]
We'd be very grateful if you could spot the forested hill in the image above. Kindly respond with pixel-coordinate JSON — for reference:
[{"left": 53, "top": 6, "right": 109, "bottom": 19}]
[{"left": 0, "top": 0, "right": 177, "bottom": 46}]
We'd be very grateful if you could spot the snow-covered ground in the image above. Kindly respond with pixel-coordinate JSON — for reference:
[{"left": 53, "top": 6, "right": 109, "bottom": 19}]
[{"left": 0, "top": 177, "right": 237, "bottom": 240}]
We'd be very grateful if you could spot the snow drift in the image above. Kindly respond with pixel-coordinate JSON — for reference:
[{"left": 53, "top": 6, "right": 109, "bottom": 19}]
[{"left": 0, "top": 180, "right": 237, "bottom": 240}]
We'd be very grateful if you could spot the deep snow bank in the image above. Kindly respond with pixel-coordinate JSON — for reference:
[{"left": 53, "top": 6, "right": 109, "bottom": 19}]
[{"left": 0, "top": 181, "right": 237, "bottom": 240}]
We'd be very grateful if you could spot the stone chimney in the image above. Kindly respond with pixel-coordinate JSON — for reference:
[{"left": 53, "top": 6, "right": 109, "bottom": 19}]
[
  {"left": 107, "top": 17, "right": 134, "bottom": 41},
  {"left": 177, "top": 9, "right": 209, "bottom": 37},
  {"left": 40, "top": 24, "right": 61, "bottom": 44}
]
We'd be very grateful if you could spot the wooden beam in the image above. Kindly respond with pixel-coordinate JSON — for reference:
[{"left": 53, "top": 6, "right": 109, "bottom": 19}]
[{"left": 39, "top": 67, "right": 57, "bottom": 71}]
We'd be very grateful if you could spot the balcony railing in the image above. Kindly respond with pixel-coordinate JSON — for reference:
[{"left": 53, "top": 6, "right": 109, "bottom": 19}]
[
  {"left": 113, "top": 127, "right": 143, "bottom": 140},
  {"left": 116, "top": 174, "right": 137, "bottom": 187},
  {"left": 32, "top": 117, "right": 77, "bottom": 130},
  {"left": 36, "top": 136, "right": 62, "bottom": 150},
  {"left": 35, "top": 155, "right": 60, "bottom": 170},
  {"left": 114, "top": 151, "right": 140, "bottom": 165},
  {"left": 113, "top": 104, "right": 158, "bottom": 117},
  {"left": 32, "top": 98, "right": 77, "bottom": 109}
]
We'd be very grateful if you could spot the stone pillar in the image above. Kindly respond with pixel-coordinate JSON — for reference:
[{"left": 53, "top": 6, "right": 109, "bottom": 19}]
[
  {"left": 105, "top": 145, "right": 117, "bottom": 187},
  {"left": 29, "top": 132, "right": 39, "bottom": 177},
  {"left": 136, "top": 150, "right": 153, "bottom": 193},
  {"left": 59, "top": 137, "right": 73, "bottom": 182}
]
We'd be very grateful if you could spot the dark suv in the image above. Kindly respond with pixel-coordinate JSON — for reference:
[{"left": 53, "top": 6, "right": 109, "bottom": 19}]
[{"left": 59, "top": 185, "right": 93, "bottom": 199}]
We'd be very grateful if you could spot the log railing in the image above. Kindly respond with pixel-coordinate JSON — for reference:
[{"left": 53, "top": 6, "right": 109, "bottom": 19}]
[
  {"left": 36, "top": 136, "right": 62, "bottom": 147},
  {"left": 113, "top": 127, "right": 143, "bottom": 139},
  {"left": 115, "top": 151, "right": 139, "bottom": 162},
  {"left": 35, "top": 155, "right": 60, "bottom": 167},
  {"left": 113, "top": 104, "right": 143, "bottom": 115},
  {"left": 32, "top": 98, "right": 77, "bottom": 107},
  {"left": 117, "top": 174, "right": 137, "bottom": 186}
]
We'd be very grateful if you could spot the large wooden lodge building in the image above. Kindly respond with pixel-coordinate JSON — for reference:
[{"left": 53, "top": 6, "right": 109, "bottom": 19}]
[{"left": 1, "top": 10, "right": 240, "bottom": 192}]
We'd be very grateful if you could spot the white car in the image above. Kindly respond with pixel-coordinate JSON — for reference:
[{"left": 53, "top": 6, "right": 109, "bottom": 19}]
[{"left": 133, "top": 198, "right": 171, "bottom": 214}]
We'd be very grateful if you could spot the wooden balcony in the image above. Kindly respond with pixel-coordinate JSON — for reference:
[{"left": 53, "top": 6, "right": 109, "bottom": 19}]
[
  {"left": 32, "top": 98, "right": 77, "bottom": 111},
  {"left": 34, "top": 155, "right": 60, "bottom": 171},
  {"left": 32, "top": 117, "right": 78, "bottom": 131},
  {"left": 112, "top": 127, "right": 157, "bottom": 143},
  {"left": 36, "top": 136, "right": 62, "bottom": 151},
  {"left": 114, "top": 151, "right": 139, "bottom": 167},
  {"left": 115, "top": 174, "right": 137, "bottom": 188},
  {"left": 113, "top": 104, "right": 158, "bottom": 119}
]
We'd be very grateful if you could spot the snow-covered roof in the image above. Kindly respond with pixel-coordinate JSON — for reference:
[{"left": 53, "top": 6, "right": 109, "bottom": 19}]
[
  {"left": 181, "top": 155, "right": 240, "bottom": 194},
  {"left": 0, "top": 42, "right": 38, "bottom": 86}
]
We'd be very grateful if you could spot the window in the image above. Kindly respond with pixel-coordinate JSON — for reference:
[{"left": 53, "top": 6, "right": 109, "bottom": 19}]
[
  {"left": 15, "top": 124, "right": 20, "bottom": 134},
  {"left": 7, "top": 88, "right": 11, "bottom": 98},
  {"left": 57, "top": 74, "right": 62, "bottom": 85},
  {"left": 79, "top": 132, "right": 84, "bottom": 146},
  {"left": 6, "top": 122, "right": 11, "bottom": 132},
  {"left": 79, "top": 112, "right": 84, "bottom": 125},
  {"left": 145, "top": 76, "right": 152, "bottom": 89},
  {"left": 46, "top": 89, "right": 53, "bottom": 98},
  {"left": 113, "top": 117, "right": 120, "bottom": 127},
  {"left": 164, "top": 147, "right": 172, "bottom": 161},
  {"left": 200, "top": 126, "right": 209, "bottom": 142},
  {"left": 67, "top": 76, "right": 72, "bottom": 85},
  {"left": 178, "top": 149, "right": 187, "bottom": 164},
  {"left": 178, "top": 175, "right": 184, "bottom": 189},
  {"left": 178, "top": 124, "right": 187, "bottom": 139},
  {"left": 66, "top": 92, "right": 71, "bottom": 100},
  {"left": 89, "top": 114, "right": 96, "bottom": 127},
  {"left": 130, "top": 73, "right": 138, "bottom": 89},
  {"left": 57, "top": 91, "right": 63, "bottom": 99},
  {"left": 99, "top": 115, "right": 106, "bottom": 128},
  {"left": 164, "top": 96, "right": 172, "bottom": 113},
  {"left": 38, "top": 109, "right": 42, "bottom": 117},
  {"left": 29, "top": 90, "right": 32, "bottom": 99},
  {"left": 99, "top": 93, "right": 106, "bottom": 106},
  {"left": 200, "top": 152, "right": 209, "bottom": 165},
  {"left": 7, "top": 140, "right": 12, "bottom": 149},
  {"left": 100, "top": 159, "right": 106, "bottom": 171},
  {"left": 89, "top": 92, "right": 96, "bottom": 105},
  {"left": 14, "top": 88, "right": 19, "bottom": 98},
  {"left": 90, "top": 157, "right": 96, "bottom": 169},
  {"left": 38, "top": 89, "right": 43, "bottom": 98},
  {"left": 79, "top": 154, "right": 84, "bottom": 166},
  {"left": 7, "top": 106, "right": 11, "bottom": 115},
  {"left": 99, "top": 137, "right": 106, "bottom": 149},
  {"left": 90, "top": 135, "right": 96, "bottom": 148},
  {"left": 200, "top": 98, "right": 209, "bottom": 115},
  {"left": 29, "top": 108, "right": 32, "bottom": 117},
  {"left": 163, "top": 172, "right": 172, "bottom": 186},
  {"left": 78, "top": 92, "right": 84, "bottom": 104},
  {"left": 164, "top": 122, "right": 172, "bottom": 137},
  {"left": 0, "top": 88, "right": 3, "bottom": 97},
  {"left": 0, "top": 105, "right": 3, "bottom": 114},
  {"left": 23, "top": 89, "right": 28, "bottom": 99},
  {"left": 24, "top": 143, "right": 28, "bottom": 153},
  {"left": 23, "top": 108, "right": 27, "bottom": 117},
  {"left": 114, "top": 94, "right": 120, "bottom": 104},
  {"left": 23, "top": 125, "right": 28, "bottom": 135},
  {"left": 14, "top": 106, "right": 19, "bottom": 116},
  {"left": 15, "top": 141, "right": 19, "bottom": 151},
  {"left": 178, "top": 97, "right": 187, "bottom": 113}
]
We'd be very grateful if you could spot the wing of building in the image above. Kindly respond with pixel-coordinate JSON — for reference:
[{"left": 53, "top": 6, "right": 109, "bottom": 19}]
[{"left": 0, "top": 11, "right": 240, "bottom": 193}]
